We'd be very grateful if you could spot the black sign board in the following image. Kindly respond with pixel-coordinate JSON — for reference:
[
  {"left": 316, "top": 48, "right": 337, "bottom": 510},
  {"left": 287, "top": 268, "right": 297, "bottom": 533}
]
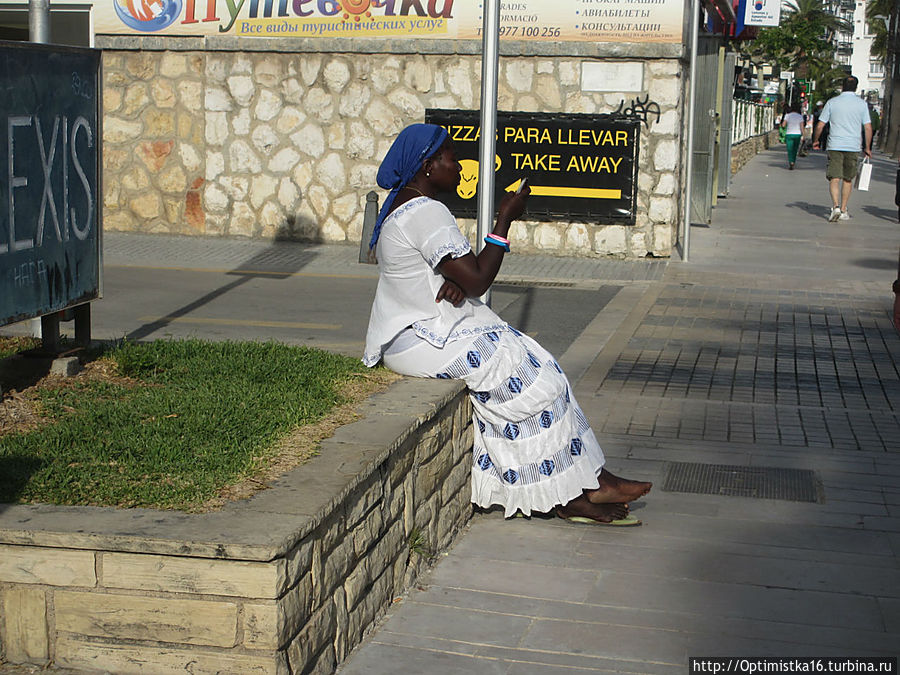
[
  {"left": 425, "top": 109, "right": 639, "bottom": 223},
  {"left": 0, "top": 41, "right": 101, "bottom": 327}
]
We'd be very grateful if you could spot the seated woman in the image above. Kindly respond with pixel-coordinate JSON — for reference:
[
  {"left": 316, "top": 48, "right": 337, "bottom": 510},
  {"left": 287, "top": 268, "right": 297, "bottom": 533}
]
[{"left": 363, "top": 124, "right": 651, "bottom": 525}]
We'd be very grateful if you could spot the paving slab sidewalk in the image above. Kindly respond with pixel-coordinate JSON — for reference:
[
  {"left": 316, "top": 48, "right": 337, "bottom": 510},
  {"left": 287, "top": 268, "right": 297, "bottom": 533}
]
[
  {"left": 336, "top": 148, "right": 900, "bottom": 674},
  {"left": 2, "top": 148, "right": 898, "bottom": 674}
]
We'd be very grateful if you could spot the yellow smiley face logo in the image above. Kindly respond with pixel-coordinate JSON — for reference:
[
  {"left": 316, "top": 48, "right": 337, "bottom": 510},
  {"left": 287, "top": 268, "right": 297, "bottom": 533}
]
[
  {"left": 455, "top": 156, "right": 501, "bottom": 200},
  {"left": 457, "top": 160, "right": 479, "bottom": 200}
]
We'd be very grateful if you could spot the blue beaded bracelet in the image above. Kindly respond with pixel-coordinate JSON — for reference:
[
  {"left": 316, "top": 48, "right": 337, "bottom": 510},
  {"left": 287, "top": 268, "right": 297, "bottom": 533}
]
[{"left": 483, "top": 235, "right": 510, "bottom": 252}]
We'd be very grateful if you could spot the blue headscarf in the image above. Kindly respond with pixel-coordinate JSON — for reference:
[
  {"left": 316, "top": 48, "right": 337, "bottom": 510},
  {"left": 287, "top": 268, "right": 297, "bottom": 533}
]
[{"left": 369, "top": 123, "right": 449, "bottom": 250}]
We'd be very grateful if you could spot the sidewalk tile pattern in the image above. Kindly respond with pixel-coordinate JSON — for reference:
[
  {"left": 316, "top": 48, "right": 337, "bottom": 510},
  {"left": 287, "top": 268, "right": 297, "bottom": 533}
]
[{"left": 594, "top": 284, "right": 900, "bottom": 451}]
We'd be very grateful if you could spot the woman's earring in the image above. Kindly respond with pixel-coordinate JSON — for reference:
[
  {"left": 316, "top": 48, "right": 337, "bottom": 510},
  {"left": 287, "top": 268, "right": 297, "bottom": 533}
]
[{"left": 426, "top": 172, "right": 431, "bottom": 177}]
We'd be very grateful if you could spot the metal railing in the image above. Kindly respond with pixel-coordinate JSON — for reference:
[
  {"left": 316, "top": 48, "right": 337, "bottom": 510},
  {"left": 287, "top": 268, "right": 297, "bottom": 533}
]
[{"left": 731, "top": 98, "right": 775, "bottom": 145}]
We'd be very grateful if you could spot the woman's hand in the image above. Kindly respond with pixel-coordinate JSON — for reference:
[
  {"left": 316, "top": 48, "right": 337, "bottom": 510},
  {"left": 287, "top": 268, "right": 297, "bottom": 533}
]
[
  {"left": 436, "top": 278, "right": 466, "bottom": 306},
  {"left": 497, "top": 185, "right": 530, "bottom": 226},
  {"left": 438, "top": 186, "right": 530, "bottom": 298}
]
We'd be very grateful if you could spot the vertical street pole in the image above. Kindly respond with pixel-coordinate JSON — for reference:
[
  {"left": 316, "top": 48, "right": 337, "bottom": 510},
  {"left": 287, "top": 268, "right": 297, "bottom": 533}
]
[
  {"left": 681, "top": 0, "right": 700, "bottom": 263},
  {"left": 477, "top": 0, "right": 500, "bottom": 306},
  {"left": 29, "top": 0, "right": 51, "bottom": 43},
  {"left": 30, "top": 0, "right": 56, "bottom": 348}
]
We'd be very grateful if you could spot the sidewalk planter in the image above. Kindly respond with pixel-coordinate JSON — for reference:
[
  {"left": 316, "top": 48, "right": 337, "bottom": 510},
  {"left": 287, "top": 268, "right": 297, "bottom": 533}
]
[{"left": 0, "top": 378, "right": 472, "bottom": 674}]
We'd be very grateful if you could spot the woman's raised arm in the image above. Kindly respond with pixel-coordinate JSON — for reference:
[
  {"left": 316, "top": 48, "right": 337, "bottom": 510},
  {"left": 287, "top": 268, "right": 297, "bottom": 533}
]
[{"left": 438, "top": 188, "right": 529, "bottom": 297}]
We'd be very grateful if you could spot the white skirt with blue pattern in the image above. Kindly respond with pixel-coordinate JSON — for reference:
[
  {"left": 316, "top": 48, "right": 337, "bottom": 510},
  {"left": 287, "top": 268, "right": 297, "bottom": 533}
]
[{"left": 383, "top": 326, "right": 606, "bottom": 517}]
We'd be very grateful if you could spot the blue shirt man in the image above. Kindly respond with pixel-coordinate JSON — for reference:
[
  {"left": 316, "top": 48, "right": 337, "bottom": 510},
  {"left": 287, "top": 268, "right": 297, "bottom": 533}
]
[
  {"left": 819, "top": 91, "right": 871, "bottom": 151},
  {"left": 812, "top": 76, "right": 872, "bottom": 221}
]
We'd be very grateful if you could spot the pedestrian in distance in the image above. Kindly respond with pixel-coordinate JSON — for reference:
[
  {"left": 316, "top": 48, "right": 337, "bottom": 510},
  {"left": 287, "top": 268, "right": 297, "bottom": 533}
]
[
  {"left": 781, "top": 100, "right": 805, "bottom": 170},
  {"left": 798, "top": 104, "right": 813, "bottom": 157},
  {"left": 811, "top": 76, "right": 872, "bottom": 222},
  {"left": 812, "top": 100, "right": 827, "bottom": 150},
  {"left": 363, "top": 124, "right": 652, "bottom": 525}
]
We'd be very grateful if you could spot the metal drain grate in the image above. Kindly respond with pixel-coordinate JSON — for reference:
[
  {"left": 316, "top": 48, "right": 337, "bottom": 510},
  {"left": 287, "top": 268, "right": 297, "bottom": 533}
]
[
  {"left": 662, "top": 462, "right": 821, "bottom": 503},
  {"left": 495, "top": 280, "right": 576, "bottom": 288}
]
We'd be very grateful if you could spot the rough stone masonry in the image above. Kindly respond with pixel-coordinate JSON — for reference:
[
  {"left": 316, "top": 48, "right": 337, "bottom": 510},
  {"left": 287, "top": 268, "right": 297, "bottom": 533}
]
[{"left": 98, "top": 40, "right": 685, "bottom": 259}]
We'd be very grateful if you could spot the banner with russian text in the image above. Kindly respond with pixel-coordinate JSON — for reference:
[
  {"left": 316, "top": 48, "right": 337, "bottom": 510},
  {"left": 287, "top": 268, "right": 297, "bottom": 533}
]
[{"left": 93, "top": 0, "right": 684, "bottom": 43}]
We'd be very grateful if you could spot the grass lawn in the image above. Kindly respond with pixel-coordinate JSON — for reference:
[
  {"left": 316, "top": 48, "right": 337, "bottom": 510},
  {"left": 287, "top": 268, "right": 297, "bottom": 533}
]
[{"left": 0, "top": 337, "right": 397, "bottom": 511}]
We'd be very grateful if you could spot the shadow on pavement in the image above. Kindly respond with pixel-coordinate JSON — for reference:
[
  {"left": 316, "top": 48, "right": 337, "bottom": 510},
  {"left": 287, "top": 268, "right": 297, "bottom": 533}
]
[
  {"left": 860, "top": 204, "right": 900, "bottom": 222},
  {"left": 784, "top": 201, "right": 826, "bottom": 218},
  {"left": 852, "top": 256, "right": 898, "bottom": 270},
  {"left": 126, "top": 243, "right": 317, "bottom": 342}
]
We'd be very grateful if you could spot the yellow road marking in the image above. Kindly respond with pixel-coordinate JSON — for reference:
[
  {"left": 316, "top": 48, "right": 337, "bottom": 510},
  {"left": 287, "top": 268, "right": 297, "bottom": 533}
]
[
  {"left": 505, "top": 180, "right": 621, "bottom": 200},
  {"left": 138, "top": 316, "right": 341, "bottom": 330}
]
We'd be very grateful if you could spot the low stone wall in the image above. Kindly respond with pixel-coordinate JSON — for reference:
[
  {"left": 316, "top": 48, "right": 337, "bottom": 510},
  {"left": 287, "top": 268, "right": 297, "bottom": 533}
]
[
  {"left": 731, "top": 129, "right": 780, "bottom": 175},
  {"left": 0, "top": 378, "right": 472, "bottom": 674}
]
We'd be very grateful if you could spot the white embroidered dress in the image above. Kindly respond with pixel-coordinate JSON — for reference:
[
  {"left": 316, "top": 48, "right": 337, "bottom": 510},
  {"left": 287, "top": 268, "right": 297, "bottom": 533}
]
[
  {"left": 363, "top": 197, "right": 506, "bottom": 366},
  {"left": 363, "top": 197, "right": 606, "bottom": 517}
]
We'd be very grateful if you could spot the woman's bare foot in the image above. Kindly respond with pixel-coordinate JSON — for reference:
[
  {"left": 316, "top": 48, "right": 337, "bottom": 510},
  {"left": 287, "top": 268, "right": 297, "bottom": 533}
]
[
  {"left": 556, "top": 494, "right": 629, "bottom": 523},
  {"left": 585, "top": 469, "right": 652, "bottom": 504}
]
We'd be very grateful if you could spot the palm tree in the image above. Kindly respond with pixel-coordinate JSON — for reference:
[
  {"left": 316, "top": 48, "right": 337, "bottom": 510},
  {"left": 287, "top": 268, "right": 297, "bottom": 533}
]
[
  {"left": 865, "top": 0, "right": 892, "bottom": 64},
  {"left": 866, "top": 0, "right": 898, "bottom": 152},
  {"left": 781, "top": 0, "right": 852, "bottom": 75},
  {"left": 782, "top": 0, "right": 852, "bottom": 40},
  {"left": 741, "top": 0, "right": 851, "bottom": 101}
]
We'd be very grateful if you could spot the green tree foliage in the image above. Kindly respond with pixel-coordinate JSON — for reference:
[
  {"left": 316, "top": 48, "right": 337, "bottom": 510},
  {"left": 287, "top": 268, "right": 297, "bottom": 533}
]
[
  {"left": 737, "top": 0, "right": 852, "bottom": 104},
  {"left": 865, "top": 0, "right": 892, "bottom": 64},
  {"left": 753, "top": 0, "right": 850, "bottom": 68}
]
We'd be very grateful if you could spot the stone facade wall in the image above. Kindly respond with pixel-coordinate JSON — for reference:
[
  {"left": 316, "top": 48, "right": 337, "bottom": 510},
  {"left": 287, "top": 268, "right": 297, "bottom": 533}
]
[
  {"left": 99, "top": 44, "right": 685, "bottom": 259},
  {"left": 0, "top": 380, "right": 472, "bottom": 674}
]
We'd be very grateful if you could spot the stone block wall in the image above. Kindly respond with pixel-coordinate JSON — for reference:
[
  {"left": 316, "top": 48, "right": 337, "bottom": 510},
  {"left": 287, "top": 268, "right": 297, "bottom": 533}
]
[
  {"left": 98, "top": 41, "right": 685, "bottom": 259},
  {"left": 0, "top": 379, "right": 472, "bottom": 674}
]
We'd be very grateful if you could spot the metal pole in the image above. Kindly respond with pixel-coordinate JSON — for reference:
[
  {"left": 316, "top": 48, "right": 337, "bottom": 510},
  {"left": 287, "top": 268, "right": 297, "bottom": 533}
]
[
  {"left": 29, "top": 0, "right": 52, "bottom": 343},
  {"left": 29, "top": 0, "right": 51, "bottom": 43},
  {"left": 477, "top": 0, "right": 500, "bottom": 305},
  {"left": 681, "top": 0, "right": 700, "bottom": 263}
]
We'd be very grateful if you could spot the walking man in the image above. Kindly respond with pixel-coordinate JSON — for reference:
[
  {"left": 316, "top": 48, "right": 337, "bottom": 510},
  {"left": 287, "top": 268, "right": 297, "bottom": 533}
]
[{"left": 812, "top": 76, "right": 872, "bottom": 222}]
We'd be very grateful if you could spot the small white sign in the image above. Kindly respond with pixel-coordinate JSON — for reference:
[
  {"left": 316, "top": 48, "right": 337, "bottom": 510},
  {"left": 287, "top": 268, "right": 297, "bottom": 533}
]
[
  {"left": 745, "top": 0, "right": 782, "bottom": 26},
  {"left": 581, "top": 62, "right": 644, "bottom": 93},
  {"left": 780, "top": 71, "right": 794, "bottom": 79}
]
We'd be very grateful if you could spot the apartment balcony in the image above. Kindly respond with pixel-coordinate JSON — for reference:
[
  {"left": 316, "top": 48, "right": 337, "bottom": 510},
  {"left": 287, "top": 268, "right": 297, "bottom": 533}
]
[{"left": 836, "top": 40, "right": 853, "bottom": 53}]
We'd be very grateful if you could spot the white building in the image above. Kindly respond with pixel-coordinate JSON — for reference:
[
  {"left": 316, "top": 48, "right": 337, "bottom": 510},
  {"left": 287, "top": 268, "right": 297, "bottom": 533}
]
[
  {"left": 849, "top": 0, "right": 885, "bottom": 99},
  {"left": 827, "top": 0, "right": 883, "bottom": 100}
]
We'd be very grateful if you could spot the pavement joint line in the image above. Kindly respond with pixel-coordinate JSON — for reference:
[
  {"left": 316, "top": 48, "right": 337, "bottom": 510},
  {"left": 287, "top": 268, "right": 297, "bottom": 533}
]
[
  {"left": 107, "top": 263, "right": 378, "bottom": 280},
  {"left": 592, "top": 392, "right": 900, "bottom": 414},
  {"left": 135, "top": 316, "right": 342, "bottom": 330},
  {"left": 576, "top": 282, "right": 666, "bottom": 394},
  {"left": 106, "top": 263, "right": 660, "bottom": 289},
  {"left": 401, "top": 599, "right": 695, "bottom": 633},
  {"left": 376, "top": 631, "right": 682, "bottom": 667},
  {"left": 595, "top": 432, "right": 890, "bottom": 458},
  {"left": 558, "top": 282, "right": 652, "bottom": 386},
  {"left": 364, "top": 641, "right": 501, "bottom": 662},
  {"left": 369, "top": 639, "right": 661, "bottom": 672}
]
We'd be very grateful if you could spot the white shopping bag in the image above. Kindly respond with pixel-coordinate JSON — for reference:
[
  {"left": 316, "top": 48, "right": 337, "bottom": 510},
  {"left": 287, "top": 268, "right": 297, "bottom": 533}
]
[{"left": 857, "top": 157, "right": 872, "bottom": 191}]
